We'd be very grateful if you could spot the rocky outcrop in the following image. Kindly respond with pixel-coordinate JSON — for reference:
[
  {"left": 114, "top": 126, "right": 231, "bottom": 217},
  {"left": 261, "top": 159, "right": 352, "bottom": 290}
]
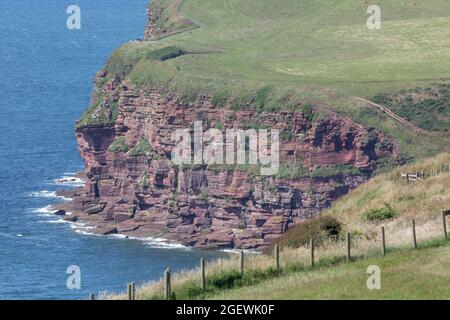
[
  {"left": 67, "top": 71, "right": 400, "bottom": 250},
  {"left": 144, "top": 0, "right": 196, "bottom": 40},
  {"left": 144, "top": 2, "right": 165, "bottom": 40}
]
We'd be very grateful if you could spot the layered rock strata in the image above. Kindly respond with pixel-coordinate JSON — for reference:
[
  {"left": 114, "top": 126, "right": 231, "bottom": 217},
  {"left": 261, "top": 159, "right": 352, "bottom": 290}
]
[{"left": 64, "top": 71, "right": 399, "bottom": 249}]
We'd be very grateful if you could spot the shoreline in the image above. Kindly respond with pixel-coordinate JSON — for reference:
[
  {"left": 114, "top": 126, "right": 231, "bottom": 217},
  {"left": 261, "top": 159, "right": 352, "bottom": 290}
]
[{"left": 30, "top": 172, "right": 192, "bottom": 250}]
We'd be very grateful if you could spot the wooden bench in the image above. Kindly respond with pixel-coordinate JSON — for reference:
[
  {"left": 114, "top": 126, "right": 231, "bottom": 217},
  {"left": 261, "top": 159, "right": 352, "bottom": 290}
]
[{"left": 401, "top": 172, "right": 424, "bottom": 182}]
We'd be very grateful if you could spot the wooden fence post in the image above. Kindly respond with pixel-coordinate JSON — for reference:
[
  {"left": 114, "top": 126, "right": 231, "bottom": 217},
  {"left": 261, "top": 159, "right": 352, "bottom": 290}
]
[
  {"left": 275, "top": 245, "right": 280, "bottom": 272},
  {"left": 239, "top": 251, "right": 244, "bottom": 276},
  {"left": 412, "top": 219, "right": 417, "bottom": 249},
  {"left": 346, "top": 233, "right": 351, "bottom": 261},
  {"left": 200, "top": 258, "right": 206, "bottom": 291},
  {"left": 127, "top": 282, "right": 134, "bottom": 301},
  {"left": 164, "top": 268, "right": 171, "bottom": 300},
  {"left": 381, "top": 226, "right": 386, "bottom": 256},
  {"left": 310, "top": 239, "right": 315, "bottom": 268},
  {"left": 443, "top": 212, "right": 448, "bottom": 240}
]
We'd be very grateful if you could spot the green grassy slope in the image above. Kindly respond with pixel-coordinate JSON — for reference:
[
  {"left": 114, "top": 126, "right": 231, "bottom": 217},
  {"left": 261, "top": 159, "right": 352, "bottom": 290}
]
[
  {"left": 159, "top": 0, "right": 450, "bottom": 96},
  {"left": 81, "top": 0, "right": 450, "bottom": 159},
  {"left": 210, "top": 244, "right": 450, "bottom": 300}
]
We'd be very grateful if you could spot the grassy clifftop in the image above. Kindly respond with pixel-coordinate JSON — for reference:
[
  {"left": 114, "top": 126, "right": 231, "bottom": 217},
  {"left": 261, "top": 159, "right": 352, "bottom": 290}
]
[
  {"left": 146, "top": 0, "right": 450, "bottom": 96},
  {"left": 79, "top": 0, "right": 450, "bottom": 159}
]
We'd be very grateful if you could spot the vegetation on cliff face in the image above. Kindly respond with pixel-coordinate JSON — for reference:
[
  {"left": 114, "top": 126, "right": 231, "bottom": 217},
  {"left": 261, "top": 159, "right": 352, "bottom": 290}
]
[
  {"left": 108, "top": 137, "right": 130, "bottom": 153},
  {"left": 144, "top": 0, "right": 197, "bottom": 39},
  {"left": 128, "top": 139, "right": 157, "bottom": 158}
]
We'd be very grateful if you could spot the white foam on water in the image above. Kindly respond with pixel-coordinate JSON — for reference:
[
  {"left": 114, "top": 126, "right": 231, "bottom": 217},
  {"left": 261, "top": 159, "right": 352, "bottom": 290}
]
[
  {"left": 29, "top": 190, "right": 57, "bottom": 198},
  {"left": 74, "top": 229, "right": 101, "bottom": 237},
  {"left": 53, "top": 175, "right": 85, "bottom": 187},
  {"left": 101, "top": 233, "right": 189, "bottom": 250},
  {"left": 44, "top": 219, "right": 70, "bottom": 224},
  {"left": 39, "top": 218, "right": 96, "bottom": 234},
  {"left": 221, "top": 249, "right": 238, "bottom": 254},
  {"left": 69, "top": 221, "right": 95, "bottom": 231},
  {"left": 28, "top": 190, "right": 71, "bottom": 201},
  {"left": 141, "top": 237, "right": 189, "bottom": 250},
  {"left": 0, "top": 232, "right": 17, "bottom": 239},
  {"left": 30, "top": 194, "right": 188, "bottom": 250},
  {"left": 108, "top": 234, "right": 129, "bottom": 239},
  {"left": 32, "top": 205, "right": 57, "bottom": 216}
]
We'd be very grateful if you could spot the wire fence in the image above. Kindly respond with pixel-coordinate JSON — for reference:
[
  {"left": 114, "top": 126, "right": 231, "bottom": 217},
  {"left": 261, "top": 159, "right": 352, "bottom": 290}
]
[{"left": 88, "top": 211, "right": 450, "bottom": 300}]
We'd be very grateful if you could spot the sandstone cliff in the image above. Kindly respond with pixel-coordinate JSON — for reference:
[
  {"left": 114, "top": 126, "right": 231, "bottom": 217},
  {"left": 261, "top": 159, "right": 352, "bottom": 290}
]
[
  {"left": 62, "top": 1, "right": 402, "bottom": 249},
  {"left": 65, "top": 69, "right": 399, "bottom": 249}
]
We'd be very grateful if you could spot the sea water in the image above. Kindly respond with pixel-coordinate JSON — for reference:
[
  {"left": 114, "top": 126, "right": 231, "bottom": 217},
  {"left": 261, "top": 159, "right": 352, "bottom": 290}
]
[{"left": 0, "top": 0, "right": 225, "bottom": 300}]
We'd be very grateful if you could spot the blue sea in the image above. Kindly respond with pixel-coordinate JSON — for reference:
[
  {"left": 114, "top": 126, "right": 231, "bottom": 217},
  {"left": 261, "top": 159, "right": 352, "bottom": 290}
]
[{"left": 0, "top": 0, "right": 224, "bottom": 300}]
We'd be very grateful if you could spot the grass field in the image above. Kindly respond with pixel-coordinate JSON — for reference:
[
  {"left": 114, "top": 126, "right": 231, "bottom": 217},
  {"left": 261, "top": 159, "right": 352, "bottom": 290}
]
[
  {"left": 133, "top": 0, "right": 450, "bottom": 95},
  {"left": 210, "top": 245, "right": 450, "bottom": 300},
  {"left": 156, "top": 0, "right": 450, "bottom": 96}
]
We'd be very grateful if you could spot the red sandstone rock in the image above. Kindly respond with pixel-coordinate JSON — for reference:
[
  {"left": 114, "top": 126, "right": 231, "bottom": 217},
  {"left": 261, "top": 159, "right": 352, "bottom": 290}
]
[{"left": 71, "top": 76, "right": 400, "bottom": 250}]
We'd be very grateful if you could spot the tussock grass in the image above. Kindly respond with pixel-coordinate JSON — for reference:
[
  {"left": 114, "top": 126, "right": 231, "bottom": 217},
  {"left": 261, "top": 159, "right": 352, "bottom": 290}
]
[{"left": 331, "top": 152, "right": 450, "bottom": 238}]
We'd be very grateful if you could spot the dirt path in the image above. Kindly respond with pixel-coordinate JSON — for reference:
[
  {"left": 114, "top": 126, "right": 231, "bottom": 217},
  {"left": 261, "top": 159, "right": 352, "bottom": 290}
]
[{"left": 353, "top": 96, "right": 426, "bottom": 134}]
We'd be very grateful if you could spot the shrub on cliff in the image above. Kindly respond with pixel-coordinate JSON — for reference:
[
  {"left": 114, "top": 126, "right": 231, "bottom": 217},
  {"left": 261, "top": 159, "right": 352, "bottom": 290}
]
[
  {"left": 265, "top": 215, "right": 342, "bottom": 252},
  {"left": 275, "top": 162, "right": 309, "bottom": 179},
  {"left": 128, "top": 139, "right": 156, "bottom": 158},
  {"left": 311, "top": 164, "right": 361, "bottom": 178},
  {"left": 363, "top": 203, "right": 397, "bottom": 222},
  {"left": 139, "top": 172, "right": 150, "bottom": 188},
  {"left": 148, "top": 46, "right": 186, "bottom": 61},
  {"left": 108, "top": 137, "right": 130, "bottom": 153}
]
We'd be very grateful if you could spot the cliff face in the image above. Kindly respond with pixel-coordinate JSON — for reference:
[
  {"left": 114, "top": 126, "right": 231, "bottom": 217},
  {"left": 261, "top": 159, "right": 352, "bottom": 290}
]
[
  {"left": 69, "top": 71, "right": 399, "bottom": 249},
  {"left": 144, "top": 0, "right": 196, "bottom": 40}
]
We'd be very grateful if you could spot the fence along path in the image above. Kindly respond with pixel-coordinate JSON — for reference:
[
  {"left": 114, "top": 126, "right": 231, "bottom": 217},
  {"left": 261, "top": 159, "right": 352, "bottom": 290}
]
[{"left": 353, "top": 97, "right": 426, "bottom": 134}]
